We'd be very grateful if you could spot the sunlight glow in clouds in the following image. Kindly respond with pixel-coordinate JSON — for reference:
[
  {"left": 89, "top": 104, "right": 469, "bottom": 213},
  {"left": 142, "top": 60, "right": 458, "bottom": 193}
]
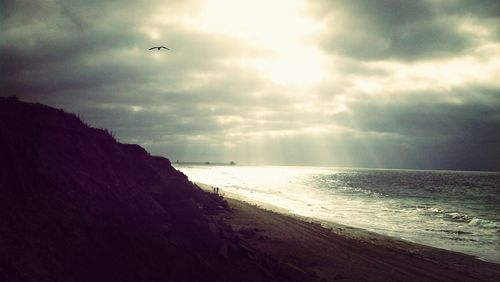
[
  {"left": 165, "top": 0, "right": 327, "bottom": 85},
  {"left": 3, "top": 0, "right": 499, "bottom": 169}
]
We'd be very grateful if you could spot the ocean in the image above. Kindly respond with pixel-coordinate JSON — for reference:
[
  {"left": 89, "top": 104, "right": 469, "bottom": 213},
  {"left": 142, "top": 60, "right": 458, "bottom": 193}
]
[{"left": 174, "top": 165, "right": 500, "bottom": 263}]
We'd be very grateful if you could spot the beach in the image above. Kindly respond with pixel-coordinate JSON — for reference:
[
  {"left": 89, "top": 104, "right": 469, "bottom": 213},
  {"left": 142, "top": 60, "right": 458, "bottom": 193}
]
[
  {"left": 178, "top": 165, "right": 500, "bottom": 264},
  {"left": 197, "top": 183, "right": 500, "bottom": 281},
  {"left": 2, "top": 98, "right": 499, "bottom": 281}
]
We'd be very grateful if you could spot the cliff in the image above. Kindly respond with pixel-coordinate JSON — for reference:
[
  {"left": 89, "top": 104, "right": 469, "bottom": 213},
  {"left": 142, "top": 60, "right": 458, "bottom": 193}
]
[{"left": 0, "top": 97, "right": 315, "bottom": 282}]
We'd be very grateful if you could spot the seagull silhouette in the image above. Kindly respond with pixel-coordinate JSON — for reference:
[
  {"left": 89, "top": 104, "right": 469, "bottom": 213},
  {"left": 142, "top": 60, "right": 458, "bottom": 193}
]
[{"left": 149, "top": 46, "right": 170, "bottom": 51}]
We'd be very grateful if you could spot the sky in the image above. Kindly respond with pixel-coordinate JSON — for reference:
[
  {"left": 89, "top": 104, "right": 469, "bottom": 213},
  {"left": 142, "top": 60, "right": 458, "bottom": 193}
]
[{"left": 1, "top": 0, "right": 499, "bottom": 171}]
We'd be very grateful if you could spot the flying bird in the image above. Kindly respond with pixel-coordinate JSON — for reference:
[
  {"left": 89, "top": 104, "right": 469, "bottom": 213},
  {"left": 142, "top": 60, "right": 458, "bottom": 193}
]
[{"left": 149, "top": 46, "right": 170, "bottom": 51}]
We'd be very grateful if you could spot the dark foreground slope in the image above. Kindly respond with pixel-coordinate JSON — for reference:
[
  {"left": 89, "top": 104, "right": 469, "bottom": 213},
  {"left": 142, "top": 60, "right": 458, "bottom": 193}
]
[{"left": 0, "top": 97, "right": 316, "bottom": 282}]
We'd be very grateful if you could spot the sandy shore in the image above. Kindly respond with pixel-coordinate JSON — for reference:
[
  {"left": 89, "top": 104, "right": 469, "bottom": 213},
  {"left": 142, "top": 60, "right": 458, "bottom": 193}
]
[{"left": 198, "top": 183, "right": 500, "bottom": 281}]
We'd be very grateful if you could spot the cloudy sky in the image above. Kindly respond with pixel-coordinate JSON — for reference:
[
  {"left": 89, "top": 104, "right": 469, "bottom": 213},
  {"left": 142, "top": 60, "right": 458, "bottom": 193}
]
[{"left": 2, "top": 0, "right": 499, "bottom": 170}]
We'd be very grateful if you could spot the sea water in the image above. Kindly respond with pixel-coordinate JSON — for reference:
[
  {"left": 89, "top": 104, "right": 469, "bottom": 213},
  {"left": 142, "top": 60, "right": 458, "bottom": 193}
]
[{"left": 174, "top": 165, "right": 500, "bottom": 263}]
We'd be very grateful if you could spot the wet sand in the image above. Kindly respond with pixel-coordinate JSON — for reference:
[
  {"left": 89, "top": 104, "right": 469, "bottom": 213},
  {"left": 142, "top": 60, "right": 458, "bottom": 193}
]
[{"left": 198, "top": 183, "right": 500, "bottom": 281}]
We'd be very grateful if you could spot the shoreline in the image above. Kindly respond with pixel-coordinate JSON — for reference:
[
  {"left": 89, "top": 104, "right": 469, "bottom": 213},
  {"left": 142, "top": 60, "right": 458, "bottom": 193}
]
[
  {"left": 176, "top": 164, "right": 499, "bottom": 265},
  {"left": 197, "top": 182, "right": 500, "bottom": 281}
]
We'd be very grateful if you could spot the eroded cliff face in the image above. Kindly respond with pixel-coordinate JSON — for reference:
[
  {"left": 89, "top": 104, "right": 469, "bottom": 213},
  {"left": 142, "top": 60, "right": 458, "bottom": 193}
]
[{"left": 0, "top": 97, "right": 315, "bottom": 282}]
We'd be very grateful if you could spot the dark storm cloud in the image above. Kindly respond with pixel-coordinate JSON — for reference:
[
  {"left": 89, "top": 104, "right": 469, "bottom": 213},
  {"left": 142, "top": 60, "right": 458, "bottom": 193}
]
[
  {"left": 2, "top": 0, "right": 148, "bottom": 96},
  {"left": 333, "top": 86, "right": 500, "bottom": 139},
  {"left": 309, "top": 0, "right": 496, "bottom": 60},
  {"left": 451, "top": 0, "right": 500, "bottom": 18},
  {"left": 325, "top": 85, "right": 500, "bottom": 170}
]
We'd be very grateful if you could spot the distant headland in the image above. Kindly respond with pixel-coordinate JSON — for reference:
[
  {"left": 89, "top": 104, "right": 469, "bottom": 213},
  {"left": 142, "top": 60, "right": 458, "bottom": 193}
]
[{"left": 174, "top": 160, "right": 236, "bottom": 166}]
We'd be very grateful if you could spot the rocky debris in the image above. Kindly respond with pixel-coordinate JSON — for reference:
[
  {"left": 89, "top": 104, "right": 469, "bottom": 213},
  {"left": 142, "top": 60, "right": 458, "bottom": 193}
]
[
  {"left": 238, "top": 227, "right": 261, "bottom": 239},
  {"left": 334, "top": 274, "right": 346, "bottom": 280}
]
